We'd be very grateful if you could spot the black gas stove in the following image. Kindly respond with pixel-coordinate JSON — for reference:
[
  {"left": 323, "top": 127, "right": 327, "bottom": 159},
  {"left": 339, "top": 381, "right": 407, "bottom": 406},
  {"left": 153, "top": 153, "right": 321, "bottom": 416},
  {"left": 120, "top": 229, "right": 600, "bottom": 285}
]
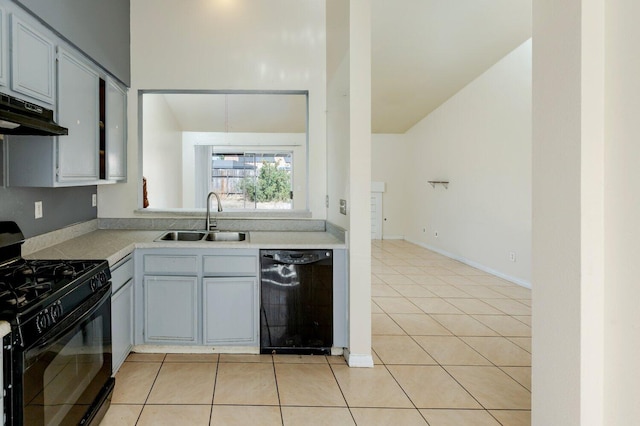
[
  {"left": 0, "top": 258, "right": 110, "bottom": 343},
  {"left": 0, "top": 222, "right": 114, "bottom": 426},
  {"left": 0, "top": 258, "right": 109, "bottom": 309}
]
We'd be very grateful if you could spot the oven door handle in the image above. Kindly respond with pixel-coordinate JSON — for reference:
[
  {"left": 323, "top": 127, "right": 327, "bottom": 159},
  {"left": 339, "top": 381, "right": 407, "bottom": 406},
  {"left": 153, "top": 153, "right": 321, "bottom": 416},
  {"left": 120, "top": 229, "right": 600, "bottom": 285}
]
[{"left": 28, "top": 283, "right": 111, "bottom": 353}]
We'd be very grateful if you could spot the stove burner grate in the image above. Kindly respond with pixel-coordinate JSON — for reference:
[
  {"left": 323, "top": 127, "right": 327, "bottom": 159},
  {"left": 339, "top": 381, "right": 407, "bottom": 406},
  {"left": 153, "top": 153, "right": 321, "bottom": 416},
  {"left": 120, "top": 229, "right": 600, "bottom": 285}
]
[{"left": 0, "top": 259, "right": 102, "bottom": 312}]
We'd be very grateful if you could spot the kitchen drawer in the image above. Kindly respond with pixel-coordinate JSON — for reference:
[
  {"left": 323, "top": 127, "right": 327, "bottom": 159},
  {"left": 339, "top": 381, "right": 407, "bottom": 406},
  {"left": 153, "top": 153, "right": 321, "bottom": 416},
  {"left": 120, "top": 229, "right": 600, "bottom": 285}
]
[
  {"left": 203, "top": 254, "right": 257, "bottom": 276},
  {"left": 143, "top": 254, "right": 198, "bottom": 275},
  {"left": 111, "top": 255, "right": 133, "bottom": 293}
]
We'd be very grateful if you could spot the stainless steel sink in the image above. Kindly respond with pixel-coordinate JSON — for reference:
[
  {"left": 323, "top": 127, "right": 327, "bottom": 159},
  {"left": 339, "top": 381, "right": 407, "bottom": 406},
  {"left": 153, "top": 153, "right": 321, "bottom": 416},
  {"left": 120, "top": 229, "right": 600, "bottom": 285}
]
[
  {"left": 157, "top": 231, "right": 206, "bottom": 241},
  {"left": 155, "top": 230, "right": 247, "bottom": 242},
  {"left": 204, "top": 231, "right": 247, "bottom": 242}
]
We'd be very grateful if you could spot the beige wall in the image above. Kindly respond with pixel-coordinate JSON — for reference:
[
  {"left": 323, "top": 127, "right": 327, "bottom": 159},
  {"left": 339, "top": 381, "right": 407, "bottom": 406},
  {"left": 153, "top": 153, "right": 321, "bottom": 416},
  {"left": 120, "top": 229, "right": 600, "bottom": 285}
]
[
  {"left": 532, "top": 0, "right": 606, "bottom": 423},
  {"left": 326, "top": 52, "right": 350, "bottom": 229},
  {"left": 142, "top": 94, "right": 183, "bottom": 208},
  {"left": 98, "top": 0, "right": 327, "bottom": 218},
  {"left": 371, "top": 134, "right": 407, "bottom": 239},
  {"left": 604, "top": 0, "right": 640, "bottom": 423},
  {"left": 398, "top": 40, "right": 532, "bottom": 286}
]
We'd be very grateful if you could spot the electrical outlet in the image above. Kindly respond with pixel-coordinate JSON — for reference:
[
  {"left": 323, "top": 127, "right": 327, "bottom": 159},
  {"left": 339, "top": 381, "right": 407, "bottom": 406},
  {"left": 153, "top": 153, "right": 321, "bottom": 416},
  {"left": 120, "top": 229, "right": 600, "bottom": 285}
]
[
  {"left": 34, "top": 201, "right": 43, "bottom": 219},
  {"left": 92, "top": 194, "right": 97, "bottom": 207},
  {"left": 509, "top": 251, "right": 517, "bottom": 262},
  {"left": 422, "top": 228, "right": 426, "bottom": 233},
  {"left": 434, "top": 231, "right": 439, "bottom": 238},
  {"left": 339, "top": 199, "right": 347, "bottom": 215}
]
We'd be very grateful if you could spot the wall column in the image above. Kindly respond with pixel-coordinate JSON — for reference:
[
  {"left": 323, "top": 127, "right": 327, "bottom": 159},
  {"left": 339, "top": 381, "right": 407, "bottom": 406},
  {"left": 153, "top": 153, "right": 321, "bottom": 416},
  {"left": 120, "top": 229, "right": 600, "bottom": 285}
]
[
  {"left": 532, "top": 0, "right": 605, "bottom": 424},
  {"left": 346, "top": 0, "right": 372, "bottom": 367}
]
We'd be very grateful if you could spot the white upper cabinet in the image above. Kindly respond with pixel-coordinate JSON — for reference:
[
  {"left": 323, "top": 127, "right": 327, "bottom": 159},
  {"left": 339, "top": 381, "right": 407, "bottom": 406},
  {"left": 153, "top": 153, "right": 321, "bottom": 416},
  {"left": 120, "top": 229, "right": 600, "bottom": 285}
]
[
  {"left": 4, "top": 3, "right": 127, "bottom": 187},
  {"left": 10, "top": 14, "right": 55, "bottom": 104},
  {"left": 0, "top": 7, "right": 7, "bottom": 87},
  {"left": 105, "top": 77, "right": 127, "bottom": 181},
  {"left": 57, "top": 48, "right": 100, "bottom": 182}
]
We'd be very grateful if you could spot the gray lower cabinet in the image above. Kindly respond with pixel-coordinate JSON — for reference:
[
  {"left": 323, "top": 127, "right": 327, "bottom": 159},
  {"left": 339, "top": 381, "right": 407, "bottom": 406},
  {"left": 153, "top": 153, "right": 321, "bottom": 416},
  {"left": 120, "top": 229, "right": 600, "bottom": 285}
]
[
  {"left": 203, "top": 277, "right": 258, "bottom": 346},
  {"left": 0, "top": 337, "right": 3, "bottom": 423},
  {"left": 112, "top": 279, "right": 133, "bottom": 373},
  {"left": 111, "top": 255, "right": 134, "bottom": 373},
  {"left": 143, "top": 275, "right": 198, "bottom": 344},
  {"left": 136, "top": 249, "right": 259, "bottom": 348}
]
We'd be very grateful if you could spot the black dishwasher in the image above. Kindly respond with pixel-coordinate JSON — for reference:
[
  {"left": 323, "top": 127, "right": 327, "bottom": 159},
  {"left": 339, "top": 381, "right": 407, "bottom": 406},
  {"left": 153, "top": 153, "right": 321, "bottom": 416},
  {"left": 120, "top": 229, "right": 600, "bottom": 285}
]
[{"left": 260, "top": 249, "right": 333, "bottom": 355}]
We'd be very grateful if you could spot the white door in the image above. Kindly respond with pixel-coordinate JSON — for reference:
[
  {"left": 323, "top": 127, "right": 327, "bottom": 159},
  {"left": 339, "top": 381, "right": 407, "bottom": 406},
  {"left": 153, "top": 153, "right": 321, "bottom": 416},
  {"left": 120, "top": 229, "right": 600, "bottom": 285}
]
[{"left": 371, "top": 192, "right": 383, "bottom": 240}]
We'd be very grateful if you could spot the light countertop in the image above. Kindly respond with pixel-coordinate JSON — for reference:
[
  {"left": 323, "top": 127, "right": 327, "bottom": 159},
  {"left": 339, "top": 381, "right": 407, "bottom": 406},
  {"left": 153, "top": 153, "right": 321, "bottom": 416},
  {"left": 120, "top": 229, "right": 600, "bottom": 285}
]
[
  {"left": 25, "top": 229, "right": 346, "bottom": 266},
  {"left": 0, "top": 321, "right": 10, "bottom": 338}
]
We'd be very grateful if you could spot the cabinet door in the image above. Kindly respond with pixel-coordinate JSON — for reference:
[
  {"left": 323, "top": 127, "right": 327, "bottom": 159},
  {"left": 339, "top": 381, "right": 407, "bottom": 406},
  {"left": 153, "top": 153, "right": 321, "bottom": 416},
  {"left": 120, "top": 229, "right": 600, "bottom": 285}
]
[
  {"left": 203, "top": 277, "right": 258, "bottom": 346},
  {"left": 0, "top": 7, "right": 7, "bottom": 87},
  {"left": 144, "top": 275, "right": 198, "bottom": 344},
  {"left": 112, "top": 279, "right": 133, "bottom": 374},
  {"left": 10, "top": 15, "right": 55, "bottom": 104},
  {"left": 57, "top": 48, "right": 99, "bottom": 182},
  {"left": 0, "top": 335, "right": 3, "bottom": 423},
  {"left": 105, "top": 77, "right": 127, "bottom": 181}
]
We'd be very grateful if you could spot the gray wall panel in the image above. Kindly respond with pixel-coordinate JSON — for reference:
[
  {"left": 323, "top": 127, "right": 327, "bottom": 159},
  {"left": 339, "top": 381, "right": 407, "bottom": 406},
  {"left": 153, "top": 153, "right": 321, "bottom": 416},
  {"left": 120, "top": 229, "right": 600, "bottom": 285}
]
[
  {"left": 15, "top": 0, "right": 130, "bottom": 85},
  {"left": 1, "top": 140, "right": 96, "bottom": 238},
  {"left": 0, "top": 185, "right": 97, "bottom": 238}
]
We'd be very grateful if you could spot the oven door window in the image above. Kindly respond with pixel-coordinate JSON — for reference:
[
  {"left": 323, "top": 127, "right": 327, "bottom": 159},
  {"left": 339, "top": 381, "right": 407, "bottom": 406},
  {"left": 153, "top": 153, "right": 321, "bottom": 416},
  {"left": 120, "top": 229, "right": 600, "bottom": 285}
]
[{"left": 23, "top": 292, "right": 111, "bottom": 425}]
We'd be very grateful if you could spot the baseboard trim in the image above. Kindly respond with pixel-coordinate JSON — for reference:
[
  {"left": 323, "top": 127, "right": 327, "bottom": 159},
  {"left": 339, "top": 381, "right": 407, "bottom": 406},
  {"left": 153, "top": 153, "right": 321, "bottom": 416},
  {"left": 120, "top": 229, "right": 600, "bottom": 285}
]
[
  {"left": 405, "top": 238, "right": 531, "bottom": 289},
  {"left": 344, "top": 349, "right": 374, "bottom": 368},
  {"left": 380, "top": 234, "right": 404, "bottom": 240}
]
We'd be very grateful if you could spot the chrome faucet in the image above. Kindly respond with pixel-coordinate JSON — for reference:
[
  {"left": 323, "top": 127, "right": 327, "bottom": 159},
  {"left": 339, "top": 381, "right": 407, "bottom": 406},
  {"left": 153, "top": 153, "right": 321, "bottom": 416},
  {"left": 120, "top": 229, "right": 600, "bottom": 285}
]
[{"left": 206, "top": 191, "right": 223, "bottom": 230}]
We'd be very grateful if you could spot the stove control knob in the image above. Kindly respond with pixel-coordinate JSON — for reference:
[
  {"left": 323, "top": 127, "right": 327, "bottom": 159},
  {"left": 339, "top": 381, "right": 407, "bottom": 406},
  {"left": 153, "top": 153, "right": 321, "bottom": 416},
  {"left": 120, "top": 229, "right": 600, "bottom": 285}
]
[
  {"left": 90, "top": 276, "right": 100, "bottom": 291},
  {"left": 50, "top": 301, "right": 63, "bottom": 322},
  {"left": 90, "top": 272, "right": 108, "bottom": 291},
  {"left": 36, "top": 310, "right": 52, "bottom": 334}
]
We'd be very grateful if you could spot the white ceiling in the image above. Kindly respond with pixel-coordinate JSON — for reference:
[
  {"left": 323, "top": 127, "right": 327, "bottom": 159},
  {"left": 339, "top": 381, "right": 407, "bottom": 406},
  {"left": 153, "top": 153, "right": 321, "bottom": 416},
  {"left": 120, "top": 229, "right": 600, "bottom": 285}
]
[
  {"left": 372, "top": 0, "right": 532, "bottom": 133},
  {"left": 160, "top": 0, "right": 532, "bottom": 135}
]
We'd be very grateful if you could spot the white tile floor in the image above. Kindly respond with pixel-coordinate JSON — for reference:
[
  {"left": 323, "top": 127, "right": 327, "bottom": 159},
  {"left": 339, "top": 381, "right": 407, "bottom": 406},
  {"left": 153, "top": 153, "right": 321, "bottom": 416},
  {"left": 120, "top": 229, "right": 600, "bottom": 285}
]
[{"left": 101, "top": 240, "right": 531, "bottom": 425}]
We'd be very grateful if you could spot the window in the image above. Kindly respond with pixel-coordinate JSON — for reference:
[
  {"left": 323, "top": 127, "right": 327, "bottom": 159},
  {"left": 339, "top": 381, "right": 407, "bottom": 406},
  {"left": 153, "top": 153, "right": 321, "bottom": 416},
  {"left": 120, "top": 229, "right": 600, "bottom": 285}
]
[{"left": 208, "top": 152, "right": 293, "bottom": 210}]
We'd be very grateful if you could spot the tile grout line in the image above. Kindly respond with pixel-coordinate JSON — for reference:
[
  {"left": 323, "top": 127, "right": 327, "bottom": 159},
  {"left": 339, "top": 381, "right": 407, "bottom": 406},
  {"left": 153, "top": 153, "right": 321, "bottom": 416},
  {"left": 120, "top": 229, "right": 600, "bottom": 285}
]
[
  {"left": 374, "top": 266, "right": 530, "bottom": 371},
  {"left": 270, "top": 354, "right": 286, "bottom": 426},
  {"left": 397, "top": 265, "right": 494, "bottom": 418},
  {"left": 379, "top": 310, "right": 492, "bottom": 418},
  {"left": 375, "top": 247, "right": 530, "bottom": 423},
  {"left": 208, "top": 354, "right": 221, "bottom": 424},
  {"left": 134, "top": 353, "right": 166, "bottom": 425},
  {"left": 326, "top": 361, "right": 359, "bottom": 425}
]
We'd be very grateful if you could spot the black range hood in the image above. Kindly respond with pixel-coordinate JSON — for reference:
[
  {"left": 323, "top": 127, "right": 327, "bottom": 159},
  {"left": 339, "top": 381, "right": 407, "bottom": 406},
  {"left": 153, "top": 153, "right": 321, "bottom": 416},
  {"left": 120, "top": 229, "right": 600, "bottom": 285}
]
[{"left": 0, "top": 92, "right": 68, "bottom": 136}]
